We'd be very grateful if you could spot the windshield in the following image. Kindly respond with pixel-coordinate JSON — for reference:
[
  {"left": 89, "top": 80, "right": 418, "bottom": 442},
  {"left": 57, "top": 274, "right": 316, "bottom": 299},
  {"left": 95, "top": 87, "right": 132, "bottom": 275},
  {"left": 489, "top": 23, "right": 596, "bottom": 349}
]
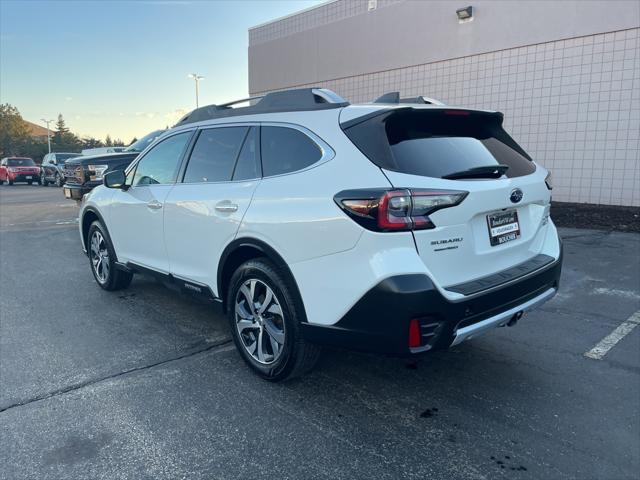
[
  {"left": 7, "top": 158, "right": 36, "bottom": 166},
  {"left": 125, "top": 129, "right": 165, "bottom": 152}
]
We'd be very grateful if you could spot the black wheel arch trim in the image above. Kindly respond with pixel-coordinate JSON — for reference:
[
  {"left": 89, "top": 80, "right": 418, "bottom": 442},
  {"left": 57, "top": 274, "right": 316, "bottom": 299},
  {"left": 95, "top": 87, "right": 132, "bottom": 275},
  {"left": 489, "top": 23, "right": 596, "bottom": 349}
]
[
  {"left": 81, "top": 207, "right": 117, "bottom": 261},
  {"left": 217, "top": 237, "right": 307, "bottom": 321}
]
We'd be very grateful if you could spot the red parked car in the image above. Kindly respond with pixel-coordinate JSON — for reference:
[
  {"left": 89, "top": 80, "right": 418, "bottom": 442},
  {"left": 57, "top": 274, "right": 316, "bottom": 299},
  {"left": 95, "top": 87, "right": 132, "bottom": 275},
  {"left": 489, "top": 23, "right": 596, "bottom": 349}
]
[{"left": 0, "top": 157, "right": 41, "bottom": 185}]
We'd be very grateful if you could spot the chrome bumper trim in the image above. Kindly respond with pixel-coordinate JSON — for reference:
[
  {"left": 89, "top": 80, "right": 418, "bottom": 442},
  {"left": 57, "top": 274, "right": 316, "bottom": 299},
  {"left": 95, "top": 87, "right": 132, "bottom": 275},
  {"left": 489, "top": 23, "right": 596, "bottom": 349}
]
[{"left": 451, "top": 287, "right": 557, "bottom": 346}]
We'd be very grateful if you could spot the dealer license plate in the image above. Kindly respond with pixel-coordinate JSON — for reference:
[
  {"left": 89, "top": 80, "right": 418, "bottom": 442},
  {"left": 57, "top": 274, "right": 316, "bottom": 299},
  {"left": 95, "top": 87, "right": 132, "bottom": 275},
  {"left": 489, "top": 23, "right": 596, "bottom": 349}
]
[{"left": 487, "top": 210, "right": 520, "bottom": 246}]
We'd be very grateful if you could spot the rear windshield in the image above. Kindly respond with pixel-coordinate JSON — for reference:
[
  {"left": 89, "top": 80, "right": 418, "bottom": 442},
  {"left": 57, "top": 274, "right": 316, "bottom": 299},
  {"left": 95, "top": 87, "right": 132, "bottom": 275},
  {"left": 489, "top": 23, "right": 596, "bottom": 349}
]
[
  {"left": 7, "top": 158, "right": 35, "bottom": 166},
  {"left": 343, "top": 109, "right": 535, "bottom": 179}
]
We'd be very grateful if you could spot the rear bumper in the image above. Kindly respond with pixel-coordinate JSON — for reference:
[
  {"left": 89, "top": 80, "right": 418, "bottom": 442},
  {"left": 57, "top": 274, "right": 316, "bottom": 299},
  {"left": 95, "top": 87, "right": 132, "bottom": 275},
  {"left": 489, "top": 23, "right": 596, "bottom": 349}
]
[
  {"left": 8, "top": 174, "right": 40, "bottom": 182},
  {"left": 301, "top": 243, "right": 563, "bottom": 355}
]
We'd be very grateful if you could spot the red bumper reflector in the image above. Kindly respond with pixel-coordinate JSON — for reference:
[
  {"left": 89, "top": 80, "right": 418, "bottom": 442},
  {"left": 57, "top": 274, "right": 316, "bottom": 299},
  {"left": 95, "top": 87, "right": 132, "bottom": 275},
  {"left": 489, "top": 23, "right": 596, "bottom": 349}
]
[{"left": 409, "top": 319, "right": 421, "bottom": 348}]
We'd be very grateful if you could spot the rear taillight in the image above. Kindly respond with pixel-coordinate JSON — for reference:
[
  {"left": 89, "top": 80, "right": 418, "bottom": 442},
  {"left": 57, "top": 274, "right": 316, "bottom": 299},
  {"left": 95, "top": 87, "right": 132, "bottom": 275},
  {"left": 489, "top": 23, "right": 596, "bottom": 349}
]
[{"left": 335, "top": 188, "right": 468, "bottom": 232}]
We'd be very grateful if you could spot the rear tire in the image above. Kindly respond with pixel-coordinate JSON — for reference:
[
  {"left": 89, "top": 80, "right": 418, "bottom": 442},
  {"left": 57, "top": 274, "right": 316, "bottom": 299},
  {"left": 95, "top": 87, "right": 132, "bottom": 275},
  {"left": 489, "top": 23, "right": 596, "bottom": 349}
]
[
  {"left": 27, "top": 180, "right": 33, "bottom": 185},
  {"left": 41, "top": 177, "right": 48, "bottom": 186},
  {"left": 227, "top": 258, "right": 320, "bottom": 381},
  {"left": 8, "top": 180, "right": 13, "bottom": 186},
  {"left": 87, "top": 221, "right": 133, "bottom": 291}
]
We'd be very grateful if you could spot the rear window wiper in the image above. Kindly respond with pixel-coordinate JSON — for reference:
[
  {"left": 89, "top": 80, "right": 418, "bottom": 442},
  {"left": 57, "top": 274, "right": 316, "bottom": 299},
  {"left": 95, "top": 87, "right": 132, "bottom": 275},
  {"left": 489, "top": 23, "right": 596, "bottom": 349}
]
[{"left": 442, "top": 164, "right": 509, "bottom": 180}]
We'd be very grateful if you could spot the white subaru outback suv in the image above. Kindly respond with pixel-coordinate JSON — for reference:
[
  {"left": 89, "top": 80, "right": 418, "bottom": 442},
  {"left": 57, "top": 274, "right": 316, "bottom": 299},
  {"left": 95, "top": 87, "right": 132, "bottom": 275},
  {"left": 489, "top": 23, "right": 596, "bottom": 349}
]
[{"left": 79, "top": 88, "right": 562, "bottom": 381}]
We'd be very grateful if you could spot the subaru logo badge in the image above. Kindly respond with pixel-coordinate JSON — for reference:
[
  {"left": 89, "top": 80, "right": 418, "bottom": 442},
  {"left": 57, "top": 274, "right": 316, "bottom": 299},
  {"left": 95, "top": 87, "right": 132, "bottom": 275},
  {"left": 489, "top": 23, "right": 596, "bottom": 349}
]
[{"left": 510, "top": 188, "right": 523, "bottom": 203}]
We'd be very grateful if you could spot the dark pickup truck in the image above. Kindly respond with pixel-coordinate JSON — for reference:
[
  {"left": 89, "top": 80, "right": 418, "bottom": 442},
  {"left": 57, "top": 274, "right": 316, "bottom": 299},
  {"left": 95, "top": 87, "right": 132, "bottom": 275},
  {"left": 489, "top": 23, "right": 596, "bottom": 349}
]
[
  {"left": 63, "top": 151, "right": 138, "bottom": 200},
  {"left": 62, "top": 129, "right": 164, "bottom": 200}
]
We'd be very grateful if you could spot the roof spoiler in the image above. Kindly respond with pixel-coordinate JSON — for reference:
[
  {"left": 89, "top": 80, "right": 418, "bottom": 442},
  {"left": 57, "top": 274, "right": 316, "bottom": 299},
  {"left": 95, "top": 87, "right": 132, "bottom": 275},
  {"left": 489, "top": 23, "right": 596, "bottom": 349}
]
[{"left": 175, "top": 88, "right": 349, "bottom": 127}]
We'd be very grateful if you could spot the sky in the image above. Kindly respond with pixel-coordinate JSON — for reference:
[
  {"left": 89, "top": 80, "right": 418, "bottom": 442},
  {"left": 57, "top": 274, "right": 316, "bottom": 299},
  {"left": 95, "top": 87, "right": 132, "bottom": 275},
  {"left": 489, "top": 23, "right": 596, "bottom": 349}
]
[{"left": 0, "top": 0, "right": 323, "bottom": 142}]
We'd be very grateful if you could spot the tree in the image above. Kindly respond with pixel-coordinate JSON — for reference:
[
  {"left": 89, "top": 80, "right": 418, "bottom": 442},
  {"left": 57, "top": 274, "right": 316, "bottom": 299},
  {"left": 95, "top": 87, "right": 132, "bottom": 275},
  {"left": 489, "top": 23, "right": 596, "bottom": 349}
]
[
  {"left": 112, "top": 138, "right": 125, "bottom": 147},
  {"left": 104, "top": 135, "right": 113, "bottom": 147},
  {"left": 52, "top": 113, "right": 80, "bottom": 152},
  {"left": 0, "top": 103, "right": 31, "bottom": 156},
  {"left": 81, "top": 137, "right": 104, "bottom": 149},
  {"left": 55, "top": 113, "right": 69, "bottom": 135}
]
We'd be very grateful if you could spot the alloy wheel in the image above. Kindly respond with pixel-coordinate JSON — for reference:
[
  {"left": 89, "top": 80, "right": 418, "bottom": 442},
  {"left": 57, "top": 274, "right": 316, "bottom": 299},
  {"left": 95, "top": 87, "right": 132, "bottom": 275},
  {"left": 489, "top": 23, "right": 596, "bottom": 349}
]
[
  {"left": 90, "top": 230, "right": 110, "bottom": 283},
  {"left": 234, "top": 279, "right": 285, "bottom": 364}
]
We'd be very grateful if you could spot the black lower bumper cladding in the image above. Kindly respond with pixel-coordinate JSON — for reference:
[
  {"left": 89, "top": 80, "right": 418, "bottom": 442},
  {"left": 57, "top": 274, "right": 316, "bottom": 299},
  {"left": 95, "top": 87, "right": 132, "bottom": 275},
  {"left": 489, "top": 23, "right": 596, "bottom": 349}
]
[{"left": 301, "top": 245, "right": 563, "bottom": 356}]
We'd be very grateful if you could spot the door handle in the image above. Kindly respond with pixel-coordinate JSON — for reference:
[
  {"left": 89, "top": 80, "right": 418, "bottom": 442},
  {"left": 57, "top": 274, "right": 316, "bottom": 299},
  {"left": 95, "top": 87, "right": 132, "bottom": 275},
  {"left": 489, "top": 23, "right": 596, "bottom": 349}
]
[
  {"left": 215, "top": 201, "right": 238, "bottom": 213},
  {"left": 147, "top": 201, "right": 163, "bottom": 210}
]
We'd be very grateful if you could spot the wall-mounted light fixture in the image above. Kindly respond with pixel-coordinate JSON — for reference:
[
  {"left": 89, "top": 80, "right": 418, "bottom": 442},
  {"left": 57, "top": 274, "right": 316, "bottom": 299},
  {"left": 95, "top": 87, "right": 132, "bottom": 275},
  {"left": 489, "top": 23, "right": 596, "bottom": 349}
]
[{"left": 456, "top": 6, "right": 473, "bottom": 23}]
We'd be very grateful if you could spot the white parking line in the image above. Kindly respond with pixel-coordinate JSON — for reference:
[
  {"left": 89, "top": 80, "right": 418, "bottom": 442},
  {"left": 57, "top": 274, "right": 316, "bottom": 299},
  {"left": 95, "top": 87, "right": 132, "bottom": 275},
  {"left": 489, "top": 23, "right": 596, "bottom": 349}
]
[{"left": 584, "top": 310, "right": 640, "bottom": 360}]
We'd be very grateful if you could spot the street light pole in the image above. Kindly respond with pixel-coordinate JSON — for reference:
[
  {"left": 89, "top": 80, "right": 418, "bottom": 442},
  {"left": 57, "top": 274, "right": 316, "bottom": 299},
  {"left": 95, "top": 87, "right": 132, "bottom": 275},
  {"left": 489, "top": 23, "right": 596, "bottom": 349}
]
[
  {"left": 188, "top": 73, "right": 205, "bottom": 108},
  {"left": 41, "top": 118, "right": 53, "bottom": 154}
]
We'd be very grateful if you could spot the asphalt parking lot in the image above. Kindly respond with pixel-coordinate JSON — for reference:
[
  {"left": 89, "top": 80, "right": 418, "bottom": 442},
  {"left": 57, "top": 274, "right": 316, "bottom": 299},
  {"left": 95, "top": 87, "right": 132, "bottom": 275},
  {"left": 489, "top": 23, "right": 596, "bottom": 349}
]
[{"left": 0, "top": 186, "right": 638, "bottom": 480}]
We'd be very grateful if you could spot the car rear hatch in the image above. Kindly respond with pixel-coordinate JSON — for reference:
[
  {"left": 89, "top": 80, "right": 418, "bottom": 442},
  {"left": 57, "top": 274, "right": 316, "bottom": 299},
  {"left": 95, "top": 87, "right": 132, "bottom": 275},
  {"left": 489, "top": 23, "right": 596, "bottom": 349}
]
[{"left": 342, "top": 106, "right": 552, "bottom": 290}]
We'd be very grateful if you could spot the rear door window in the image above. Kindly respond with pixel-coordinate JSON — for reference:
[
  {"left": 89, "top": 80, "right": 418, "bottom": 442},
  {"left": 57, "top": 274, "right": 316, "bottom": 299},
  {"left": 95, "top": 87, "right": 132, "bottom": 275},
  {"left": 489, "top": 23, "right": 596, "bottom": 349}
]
[
  {"left": 261, "top": 126, "right": 322, "bottom": 177},
  {"left": 184, "top": 127, "right": 248, "bottom": 183}
]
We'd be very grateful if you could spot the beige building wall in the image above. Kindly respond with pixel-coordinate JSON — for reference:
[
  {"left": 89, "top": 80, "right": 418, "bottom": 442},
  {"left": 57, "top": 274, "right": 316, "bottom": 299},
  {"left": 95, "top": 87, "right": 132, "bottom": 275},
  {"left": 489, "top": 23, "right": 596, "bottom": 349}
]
[{"left": 249, "top": 0, "right": 640, "bottom": 206}]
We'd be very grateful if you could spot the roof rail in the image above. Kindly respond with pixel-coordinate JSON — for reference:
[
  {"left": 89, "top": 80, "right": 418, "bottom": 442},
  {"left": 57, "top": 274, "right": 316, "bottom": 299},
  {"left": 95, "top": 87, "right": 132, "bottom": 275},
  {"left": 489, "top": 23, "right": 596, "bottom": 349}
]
[
  {"left": 175, "top": 88, "right": 349, "bottom": 127},
  {"left": 372, "top": 92, "right": 446, "bottom": 106}
]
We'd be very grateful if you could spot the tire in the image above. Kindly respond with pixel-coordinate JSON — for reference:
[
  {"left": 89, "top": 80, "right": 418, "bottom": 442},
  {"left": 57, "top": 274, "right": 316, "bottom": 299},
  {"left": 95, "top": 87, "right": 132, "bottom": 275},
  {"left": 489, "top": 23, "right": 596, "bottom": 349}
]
[
  {"left": 227, "top": 258, "right": 320, "bottom": 381},
  {"left": 87, "top": 221, "right": 133, "bottom": 291},
  {"left": 55, "top": 173, "right": 63, "bottom": 187},
  {"left": 27, "top": 181, "right": 33, "bottom": 185},
  {"left": 8, "top": 180, "right": 13, "bottom": 186},
  {"left": 41, "top": 177, "right": 48, "bottom": 186}
]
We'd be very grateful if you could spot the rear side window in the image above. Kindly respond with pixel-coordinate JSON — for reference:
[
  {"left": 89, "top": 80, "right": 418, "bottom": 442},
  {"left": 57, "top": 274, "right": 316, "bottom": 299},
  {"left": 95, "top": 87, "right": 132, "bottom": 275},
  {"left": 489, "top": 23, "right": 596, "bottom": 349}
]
[
  {"left": 184, "top": 127, "right": 248, "bottom": 183},
  {"left": 344, "top": 109, "right": 535, "bottom": 179},
  {"left": 261, "top": 126, "right": 322, "bottom": 177}
]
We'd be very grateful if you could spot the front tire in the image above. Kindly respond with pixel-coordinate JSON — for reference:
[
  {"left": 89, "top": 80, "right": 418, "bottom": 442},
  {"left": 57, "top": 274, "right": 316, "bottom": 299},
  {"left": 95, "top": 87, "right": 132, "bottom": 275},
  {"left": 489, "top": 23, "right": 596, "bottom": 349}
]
[
  {"left": 55, "top": 173, "right": 63, "bottom": 187},
  {"left": 227, "top": 258, "right": 320, "bottom": 381},
  {"left": 87, "top": 221, "right": 133, "bottom": 291},
  {"left": 41, "top": 177, "right": 48, "bottom": 186},
  {"left": 8, "top": 180, "right": 13, "bottom": 185}
]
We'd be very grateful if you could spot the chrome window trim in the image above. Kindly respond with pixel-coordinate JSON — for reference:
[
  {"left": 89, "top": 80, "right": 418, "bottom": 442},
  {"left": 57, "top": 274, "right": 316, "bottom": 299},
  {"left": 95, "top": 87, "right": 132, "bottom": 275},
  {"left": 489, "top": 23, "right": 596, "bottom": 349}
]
[{"left": 173, "top": 121, "right": 335, "bottom": 185}]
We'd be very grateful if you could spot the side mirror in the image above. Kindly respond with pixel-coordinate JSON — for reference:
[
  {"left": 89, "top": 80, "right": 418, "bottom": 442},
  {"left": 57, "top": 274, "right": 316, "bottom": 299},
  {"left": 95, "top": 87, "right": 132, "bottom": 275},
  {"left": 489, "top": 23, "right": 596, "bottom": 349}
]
[{"left": 104, "top": 170, "right": 127, "bottom": 189}]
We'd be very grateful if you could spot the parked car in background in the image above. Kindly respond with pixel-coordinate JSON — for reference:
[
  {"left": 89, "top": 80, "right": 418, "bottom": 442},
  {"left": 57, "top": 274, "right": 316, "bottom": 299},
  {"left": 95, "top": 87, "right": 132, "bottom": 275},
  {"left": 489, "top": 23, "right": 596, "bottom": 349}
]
[
  {"left": 63, "top": 129, "right": 165, "bottom": 200},
  {"left": 81, "top": 146, "right": 126, "bottom": 156},
  {"left": 40, "top": 152, "right": 81, "bottom": 187},
  {"left": 0, "top": 157, "right": 40, "bottom": 185}
]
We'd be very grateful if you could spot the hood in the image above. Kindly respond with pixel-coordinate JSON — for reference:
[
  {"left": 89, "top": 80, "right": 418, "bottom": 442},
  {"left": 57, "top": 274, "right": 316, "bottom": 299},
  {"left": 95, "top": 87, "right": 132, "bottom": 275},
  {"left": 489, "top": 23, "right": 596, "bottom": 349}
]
[{"left": 65, "top": 152, "right": 139, "bottom": 167}]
